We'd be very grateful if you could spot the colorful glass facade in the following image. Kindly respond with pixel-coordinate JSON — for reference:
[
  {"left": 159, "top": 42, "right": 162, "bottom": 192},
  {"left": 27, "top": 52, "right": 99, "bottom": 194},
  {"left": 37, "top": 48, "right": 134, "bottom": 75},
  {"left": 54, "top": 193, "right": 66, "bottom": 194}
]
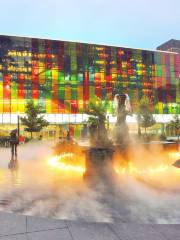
[{"left": 0, "top": 35, "right": 179, "bottom": 115}]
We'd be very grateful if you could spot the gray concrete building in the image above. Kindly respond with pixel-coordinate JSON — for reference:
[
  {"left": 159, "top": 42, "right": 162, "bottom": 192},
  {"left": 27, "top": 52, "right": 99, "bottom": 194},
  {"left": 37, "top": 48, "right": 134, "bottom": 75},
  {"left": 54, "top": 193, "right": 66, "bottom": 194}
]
[{"left": 157, "top": 39, "right": 180, "bottom": 55}]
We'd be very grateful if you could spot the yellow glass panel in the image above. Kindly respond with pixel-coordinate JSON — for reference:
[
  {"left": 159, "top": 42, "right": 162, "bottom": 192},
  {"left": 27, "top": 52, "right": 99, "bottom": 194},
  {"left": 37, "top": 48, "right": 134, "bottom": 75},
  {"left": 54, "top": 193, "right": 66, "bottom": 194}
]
[
  {"left": 0, "top": 100, "right": 3, "bottom": 112},
  {"left": 46, "top": 99, "right": 52, "bottom": 113},
  {"left": 18, "top": 100, "right": 25, "bottom": 113},
  {"left": 77, "top": 86, "right": 83, "bottom": 100},
  {"left": 65, "top": 86, "right": 71, "bottom": 100},
  {"left": 11, "top": 99, "right": 18, "bottom": 113},
  {"left": 52, "top": 69, "right": 58, "bottom": 84},
  {"left": 4, "top": 100, "right": 10, "bottom": 113},
  {"left": 158, "top": 102, "right": 163, "bottom": 114},
  {"left": 78, "top": 100, "right": 84, "bottom": 111},
  {"left": 0, "top": 83, "right": 3, "bottom": 99},
  {"left": 38, "top": 64, "right": 45, "bottom": 84},
  {"left": 39, "top": 74, "right": 45, "bottom": 84}
]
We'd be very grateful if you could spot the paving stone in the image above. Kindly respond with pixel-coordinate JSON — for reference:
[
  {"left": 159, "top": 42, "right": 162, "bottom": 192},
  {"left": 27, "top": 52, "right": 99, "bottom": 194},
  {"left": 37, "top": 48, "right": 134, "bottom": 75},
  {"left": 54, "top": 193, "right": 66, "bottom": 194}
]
[
  {"left": 27, "top": 229, "right": 72, "bottom": 240},
  {"left": 109, "top": 224, "right": 167, "bottom": 240},
  {"left": 0, "top": 233, "right": 27, "bottom": 240},
  {"left": 152, "top": 224, "right": 180, "bottom": 240},
  {"left": 0, "top": 212, "right": 26, "bottom": 237},
  {"left": 27, "top": 215, "right": 67, "bottom": 232},
  {"left": 1, "top": 211, "right": 180, "bottom": 240},
  {"left": 67, "top": 221, "right": 119, "bottom": 240}
]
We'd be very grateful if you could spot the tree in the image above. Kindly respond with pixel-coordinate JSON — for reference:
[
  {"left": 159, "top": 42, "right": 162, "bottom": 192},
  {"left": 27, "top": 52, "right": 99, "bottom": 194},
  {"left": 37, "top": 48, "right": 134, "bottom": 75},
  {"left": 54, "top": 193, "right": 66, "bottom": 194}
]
[
  {"left": 169, "top": 115, "right": 180, "bottom": 143},
  {"left": 85, "top": 97, "right": 111, "bottom": 146},
  {"left": 137, "top": 96, "right": 156, "bottom": 136},
  {"left": 20, "top": 100, "right": 49, "bottom": 139}
]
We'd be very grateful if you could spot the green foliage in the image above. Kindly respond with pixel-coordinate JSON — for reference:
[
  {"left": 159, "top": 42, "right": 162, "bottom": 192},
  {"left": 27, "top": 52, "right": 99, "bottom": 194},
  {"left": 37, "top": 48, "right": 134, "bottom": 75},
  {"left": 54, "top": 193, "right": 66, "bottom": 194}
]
[
  {"left": 137, "top": 96, "right": 150, "bottom": 113},
  {"left": 170, "top": 115, "right": 180, "bottom": 132},
  {"left": 20, "top": 100, "right": 49, "bottom": 138},
  {"left": 25, "top": 137, "right": 31, "bottom": 143},
  {"left": 139, "top": 113, "right": 156, "bottom": 129},
  {"left": 137, "top": 96, "right": 156, "bottom": 134},
  {"left": 86, "top": 97, "right": 107, "bottom": 121},
  {"left": 85, "top": 97, "right": 108, "bottom": 126},
  {"left": 85, "top": 97, "right": 110, "bottom": 146},
  {"left": 169, "top": 114, "right": 180, "bottom": 142}
]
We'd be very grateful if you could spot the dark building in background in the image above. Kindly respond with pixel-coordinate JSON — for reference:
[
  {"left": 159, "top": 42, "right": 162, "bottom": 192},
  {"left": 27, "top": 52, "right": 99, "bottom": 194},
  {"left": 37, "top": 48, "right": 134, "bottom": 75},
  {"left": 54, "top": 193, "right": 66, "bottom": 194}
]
[{"left": 157, "top": 39, "right": 180, "bottom": 55}]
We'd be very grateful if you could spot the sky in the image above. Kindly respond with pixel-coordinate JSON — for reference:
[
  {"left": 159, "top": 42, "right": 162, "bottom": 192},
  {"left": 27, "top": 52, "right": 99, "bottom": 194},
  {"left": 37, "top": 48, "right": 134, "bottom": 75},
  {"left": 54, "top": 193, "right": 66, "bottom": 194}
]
[{"left": 0, "top": 0, "right": 179, "bottom": 50}]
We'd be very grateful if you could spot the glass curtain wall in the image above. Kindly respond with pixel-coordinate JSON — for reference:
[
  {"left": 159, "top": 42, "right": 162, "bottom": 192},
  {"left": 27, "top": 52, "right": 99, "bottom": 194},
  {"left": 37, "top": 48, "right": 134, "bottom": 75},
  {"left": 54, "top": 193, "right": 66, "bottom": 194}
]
[{"left": 0, "top": 35, "right": 179, "bottom": 115}]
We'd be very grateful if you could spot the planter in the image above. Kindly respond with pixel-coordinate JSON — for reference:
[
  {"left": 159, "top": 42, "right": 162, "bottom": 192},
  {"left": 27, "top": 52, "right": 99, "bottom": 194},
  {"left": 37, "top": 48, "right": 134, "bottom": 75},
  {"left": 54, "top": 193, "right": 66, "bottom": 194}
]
[{"left": 84, "top": 147, "right": 115, "bottom": 183}]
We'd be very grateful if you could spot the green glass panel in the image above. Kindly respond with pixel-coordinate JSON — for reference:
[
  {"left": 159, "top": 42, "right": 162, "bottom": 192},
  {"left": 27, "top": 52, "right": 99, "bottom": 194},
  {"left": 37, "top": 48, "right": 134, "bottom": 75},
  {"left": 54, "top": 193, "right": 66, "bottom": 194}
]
[
  {"left": 89, "top": 86, "right": 95, "bottom": 98},
  {"left": 89, "top": 73, "right": 94, "bottom": 82},
  {"left": 71, "top": 74, "right": 77, "bottom": 83},
  {"left": 45, "top": 70, "right": 52, "bottom": 79},
  {"left": 39, "top": 99, "right": 45, "bottom": 109},
  {"left": 58, "top": 71, "right": 64, "bottom": 82},
  {"left": 59, "top": 85, "right": 64, "bottom": 100},
  {"left": 78, "top": 73, "right": 83, "bottom": 83},
  {"left": 11, "top": 83, "right": 17, "bottom": 98}
]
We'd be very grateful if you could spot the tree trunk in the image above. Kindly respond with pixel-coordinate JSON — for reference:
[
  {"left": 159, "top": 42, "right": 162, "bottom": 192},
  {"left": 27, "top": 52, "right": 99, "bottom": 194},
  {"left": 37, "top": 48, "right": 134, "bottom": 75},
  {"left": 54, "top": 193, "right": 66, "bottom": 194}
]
[
  {"left": 138, "top": 124, "right": 141, "bottom": 137},
  {"left": 31, "top": 131, "right": 33, "bottom": 139}
]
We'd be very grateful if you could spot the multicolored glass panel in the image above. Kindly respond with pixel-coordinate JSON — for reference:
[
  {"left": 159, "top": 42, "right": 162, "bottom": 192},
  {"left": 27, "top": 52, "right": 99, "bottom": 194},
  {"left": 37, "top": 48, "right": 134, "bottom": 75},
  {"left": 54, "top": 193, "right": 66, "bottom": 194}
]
[{"left": 0, "top": 35, "right": 179, "bottom": 114}]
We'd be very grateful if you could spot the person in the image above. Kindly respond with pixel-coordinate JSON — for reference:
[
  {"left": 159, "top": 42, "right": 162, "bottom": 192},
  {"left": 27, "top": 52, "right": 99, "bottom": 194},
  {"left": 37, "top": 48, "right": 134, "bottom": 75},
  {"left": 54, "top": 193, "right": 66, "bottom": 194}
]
[
  {"left": 10, "top": 129, "right": 19, "bottom": 157},
  {"left": 66, "top": 130, "right": 71, "bottom": 141},
  {"left": 38, "top": 135, "right": 42, "bottom": 140}
]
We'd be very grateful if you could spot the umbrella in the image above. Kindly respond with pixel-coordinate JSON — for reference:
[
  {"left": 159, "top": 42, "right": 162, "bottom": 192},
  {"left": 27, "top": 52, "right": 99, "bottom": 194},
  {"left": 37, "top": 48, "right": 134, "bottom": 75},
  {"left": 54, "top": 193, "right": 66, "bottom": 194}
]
[{"left": 173, "top": 159, "right": 180, "bottom": 168}]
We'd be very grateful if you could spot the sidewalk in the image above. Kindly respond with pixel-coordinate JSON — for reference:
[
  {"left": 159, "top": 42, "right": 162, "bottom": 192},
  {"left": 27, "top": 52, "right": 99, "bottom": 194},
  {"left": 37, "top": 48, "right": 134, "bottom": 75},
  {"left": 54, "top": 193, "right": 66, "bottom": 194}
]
[{"left": 0, "top": 211, "right": 179, "bottom": 240}]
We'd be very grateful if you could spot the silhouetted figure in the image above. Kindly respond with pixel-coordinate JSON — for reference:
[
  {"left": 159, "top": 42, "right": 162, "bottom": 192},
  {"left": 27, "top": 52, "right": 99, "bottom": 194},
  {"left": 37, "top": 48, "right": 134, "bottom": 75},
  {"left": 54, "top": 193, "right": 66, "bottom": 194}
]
[{"left": 10, "top": 129, "right": 18, "bottom": 158}]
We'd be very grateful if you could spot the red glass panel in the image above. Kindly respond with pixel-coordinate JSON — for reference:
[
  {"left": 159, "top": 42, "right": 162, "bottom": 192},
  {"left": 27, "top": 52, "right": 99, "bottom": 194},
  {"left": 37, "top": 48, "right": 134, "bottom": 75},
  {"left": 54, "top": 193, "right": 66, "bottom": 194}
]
[
  {"left": 3, "top": 74, "right": 11, "bottom": 99},
  {"left": 71, "top": 100, "right": 78, "bottom": 114},
  {"left": 174, "top": 54, "right": 180, "bottom": 78},
  {"left": 58, "top": 100, "right": 65, "bottom": 112},
  {"left": 83, "top": 71, "right": 89, "bottom": 101}
]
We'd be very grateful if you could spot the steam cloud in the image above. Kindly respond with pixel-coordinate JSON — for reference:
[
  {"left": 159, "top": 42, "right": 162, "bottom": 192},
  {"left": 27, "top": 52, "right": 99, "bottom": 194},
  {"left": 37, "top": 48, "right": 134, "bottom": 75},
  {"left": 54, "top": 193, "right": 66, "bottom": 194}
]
[{"left": 0, "top": 141, "right": 180, "bottom": 223}]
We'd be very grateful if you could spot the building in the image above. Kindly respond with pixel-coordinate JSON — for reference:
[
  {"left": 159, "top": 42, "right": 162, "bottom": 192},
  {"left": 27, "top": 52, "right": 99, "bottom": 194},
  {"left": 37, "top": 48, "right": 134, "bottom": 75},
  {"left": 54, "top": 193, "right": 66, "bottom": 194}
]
[
  {"left": 0, "top": 35, "right": 179, "bottom": 138},
  {"left": 157, "top": 39, "right": 180, "bottom": 55}
]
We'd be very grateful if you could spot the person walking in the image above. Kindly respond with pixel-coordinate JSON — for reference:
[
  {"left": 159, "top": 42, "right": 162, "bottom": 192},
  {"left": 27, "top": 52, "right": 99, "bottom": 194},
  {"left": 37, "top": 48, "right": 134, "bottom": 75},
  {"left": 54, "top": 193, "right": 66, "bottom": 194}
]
[{"left": 10, "top": 129, "right": 19, "bottom": 158}]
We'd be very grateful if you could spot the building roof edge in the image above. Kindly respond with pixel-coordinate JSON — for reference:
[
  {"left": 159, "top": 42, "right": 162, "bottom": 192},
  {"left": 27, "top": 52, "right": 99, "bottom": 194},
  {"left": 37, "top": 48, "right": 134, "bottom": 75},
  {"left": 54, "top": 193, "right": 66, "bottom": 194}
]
[{"left": 0, "top": 33, "right": 179, "bottom": 55}]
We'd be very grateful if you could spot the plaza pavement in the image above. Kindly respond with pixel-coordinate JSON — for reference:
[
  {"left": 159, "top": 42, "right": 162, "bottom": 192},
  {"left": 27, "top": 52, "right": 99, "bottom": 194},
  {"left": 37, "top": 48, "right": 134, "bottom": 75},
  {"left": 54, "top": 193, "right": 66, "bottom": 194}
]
[{"left": 0, "top": 211, "right": 180, "bottom": 240}]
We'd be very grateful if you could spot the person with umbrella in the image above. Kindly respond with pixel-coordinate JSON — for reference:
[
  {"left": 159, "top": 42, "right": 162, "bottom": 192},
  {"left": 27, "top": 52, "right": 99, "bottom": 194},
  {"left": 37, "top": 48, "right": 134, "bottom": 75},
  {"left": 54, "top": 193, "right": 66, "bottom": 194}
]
[{"left": 9, "top": 129, "right": 19, "bottom": 158}]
